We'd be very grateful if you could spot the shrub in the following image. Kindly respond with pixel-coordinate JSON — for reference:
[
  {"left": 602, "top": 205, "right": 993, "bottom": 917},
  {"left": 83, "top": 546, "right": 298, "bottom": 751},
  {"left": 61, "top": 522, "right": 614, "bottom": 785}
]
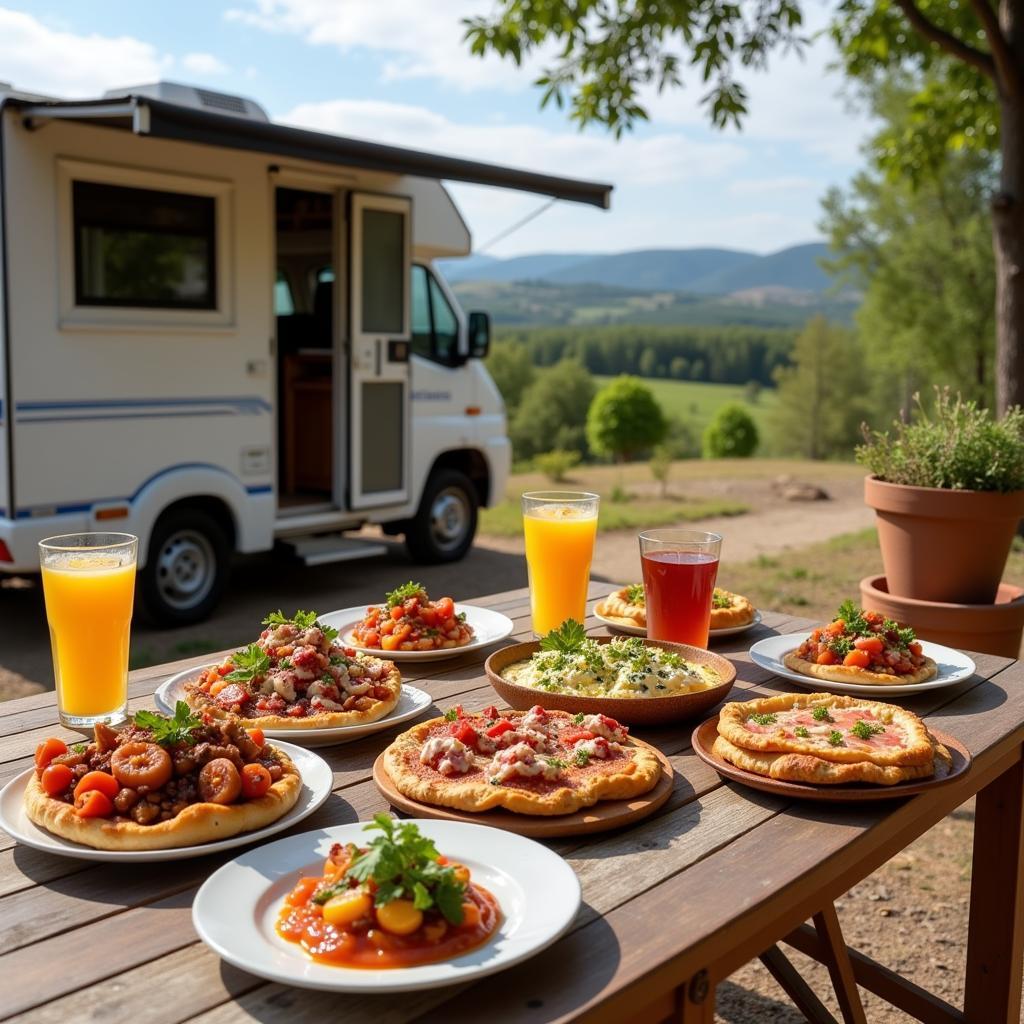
[
  {"left": 703, "top": 403, "right": 759, "bottom": 458},
  {"left": 586, "top": 376, "right": 667, "bottom": 462},
  {"left": 510, "top": 360, "right": 595, "bottom": 460},
  {"left": 650, "top": 444, "right": 672, "bottom": 497},
  {"left": 534, "top": 449, "right": 581, "bottom": 483},
  {"left": 856, "top": 389, "right": 1024, "bottom": 492}
]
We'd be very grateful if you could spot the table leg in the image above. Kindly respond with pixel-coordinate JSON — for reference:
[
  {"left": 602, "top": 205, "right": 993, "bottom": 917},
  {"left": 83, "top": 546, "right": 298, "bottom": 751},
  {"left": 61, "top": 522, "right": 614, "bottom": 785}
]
[
  {"left": 964, "top": 754, "right": 1024, "bottom": 1023},
  {"left": 812, "top": 904, "right": 868, "bottom": 1024},
  {"left": 760, "top": 944, "right": 838, "bottom": 1023}
]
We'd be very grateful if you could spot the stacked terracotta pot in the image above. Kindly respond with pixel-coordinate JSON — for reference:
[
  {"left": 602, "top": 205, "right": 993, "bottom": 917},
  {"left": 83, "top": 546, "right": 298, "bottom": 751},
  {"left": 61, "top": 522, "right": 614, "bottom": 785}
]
[{"left": 860, "top": 477, "right": 1024, "bottom": 657}]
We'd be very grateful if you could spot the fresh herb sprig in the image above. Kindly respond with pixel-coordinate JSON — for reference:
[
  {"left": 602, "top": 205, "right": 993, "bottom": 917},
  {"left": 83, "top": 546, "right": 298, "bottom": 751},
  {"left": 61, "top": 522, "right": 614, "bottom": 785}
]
[
  {"left": 134, "top": 701, "right": 203, "bottom": 747},
  {"left": 226, "top": 643, "right": 271, "bottom": 682},
  {"left": 850, "top": 720, "right": 885, "bottom": 740},
  {"left": 712, "top": 589, "right": 732, "bottom": 610},
  {"left": 625, "top": 583, "right": 645, "bottom": 605},
  {"left": 827, "top": 730, "right": 845, "bottom": 746},
  {"left": 386, "top": 582, "right": 425, "bottom": 608},
  {"left": 262, "top": 609, "right": 338, "bottom": 643},
  {"left": 811, "top": 706, "right": 834, "bottom": 723},
  {"left": 749, "top": 712, "right": 777, "bottom": 726},
  {"left": 315, "top": 814, "right": 466, "bottom": 924},
  {"left": 540, "top": 619, "right": 588, "bottom": 654}
]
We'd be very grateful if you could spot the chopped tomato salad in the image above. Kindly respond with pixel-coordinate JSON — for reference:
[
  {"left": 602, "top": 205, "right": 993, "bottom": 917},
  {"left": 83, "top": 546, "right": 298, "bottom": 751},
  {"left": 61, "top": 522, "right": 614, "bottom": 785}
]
[
  {"left": 351, "top": 582, "right": 475, "bottom": 653},
  {"left": 276, "top": 815, "right": 500, "bottom": 969},
  {"left": 793, "top": 601, "right": 928, "bottom": 676}
]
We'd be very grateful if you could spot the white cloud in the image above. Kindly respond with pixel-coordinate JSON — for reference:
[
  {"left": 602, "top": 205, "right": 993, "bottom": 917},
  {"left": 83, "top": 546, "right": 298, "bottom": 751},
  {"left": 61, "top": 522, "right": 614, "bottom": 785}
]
[
  {"left": 181, "top": 52, "right": 229, "bottom": 76},
  {"left": 281, "top": 98, "right": 748, "bottom": 188},
  {"left": 226, "top": 0, "right": 544, "bottom": 91},
  {"left": 0, "top": 6, "right": 169, "bottom": 97}
]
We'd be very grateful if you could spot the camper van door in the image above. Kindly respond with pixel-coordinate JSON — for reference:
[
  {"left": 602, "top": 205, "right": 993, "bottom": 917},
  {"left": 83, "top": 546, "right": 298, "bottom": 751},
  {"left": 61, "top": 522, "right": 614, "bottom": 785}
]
[{"left": 347, "top": 192, "right": 412, "bottom": 510}]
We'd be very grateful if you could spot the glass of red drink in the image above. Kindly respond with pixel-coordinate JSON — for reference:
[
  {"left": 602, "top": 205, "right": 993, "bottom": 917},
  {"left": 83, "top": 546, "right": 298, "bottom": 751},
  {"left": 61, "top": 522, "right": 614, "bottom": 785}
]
[{"left": 639, "top": 529, "right": 722, "bottom": 648}]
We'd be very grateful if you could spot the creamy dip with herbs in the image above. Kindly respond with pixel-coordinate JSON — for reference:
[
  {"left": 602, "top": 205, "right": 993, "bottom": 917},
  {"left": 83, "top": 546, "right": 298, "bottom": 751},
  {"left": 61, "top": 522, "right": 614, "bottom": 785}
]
[{"left": 504, "top": 636, "right": 720, "bottom": 699}]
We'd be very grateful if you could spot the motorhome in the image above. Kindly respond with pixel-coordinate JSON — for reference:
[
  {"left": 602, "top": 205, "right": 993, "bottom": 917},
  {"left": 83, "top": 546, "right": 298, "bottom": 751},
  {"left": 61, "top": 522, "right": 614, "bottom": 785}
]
[{"left": 0, "top": 81, "right": 610, "bottom": 623}]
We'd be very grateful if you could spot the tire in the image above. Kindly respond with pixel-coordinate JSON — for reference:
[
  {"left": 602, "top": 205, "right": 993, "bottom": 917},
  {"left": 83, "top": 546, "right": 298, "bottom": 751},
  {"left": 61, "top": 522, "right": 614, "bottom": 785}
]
[
  {"left": 405, "top": 469, "right": 478, "bottom": 563},
  {"left": 138, "top": 507, "right": 231, "bottom": 626}
]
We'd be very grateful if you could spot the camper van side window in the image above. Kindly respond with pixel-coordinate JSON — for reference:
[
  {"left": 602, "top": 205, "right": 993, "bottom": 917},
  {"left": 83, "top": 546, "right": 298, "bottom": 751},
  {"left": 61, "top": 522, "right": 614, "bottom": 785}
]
[
  {"left": 410, "top": 264, "right": 460, "bottom": 366},
  {"left": 72, "top": 181, "right": 217, "bottom": 310}
]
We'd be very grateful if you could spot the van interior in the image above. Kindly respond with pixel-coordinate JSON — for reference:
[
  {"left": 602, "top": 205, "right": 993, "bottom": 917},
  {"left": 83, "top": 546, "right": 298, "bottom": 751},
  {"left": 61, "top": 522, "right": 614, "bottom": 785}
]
[{"left": 274, "top": 186, "right": 335, "bottom": 511}]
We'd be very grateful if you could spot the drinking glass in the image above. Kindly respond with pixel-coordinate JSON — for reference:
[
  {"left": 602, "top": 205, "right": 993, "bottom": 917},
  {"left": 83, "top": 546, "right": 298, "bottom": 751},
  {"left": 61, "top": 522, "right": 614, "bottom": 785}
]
[
  {"left": 39, "top": 533, "right": 138, "bottom": 729},
  {"left": 522, "top": 491, "right": 599, "bottom": 636},
  {"left": 639, "top": 529, "right": 722, "bottom": 648}
]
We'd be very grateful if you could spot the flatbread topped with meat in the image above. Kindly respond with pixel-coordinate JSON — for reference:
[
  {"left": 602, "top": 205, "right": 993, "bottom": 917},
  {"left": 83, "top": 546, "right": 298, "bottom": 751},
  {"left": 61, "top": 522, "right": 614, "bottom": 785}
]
[
  {"left": 782, "top": 601, "right": 937, "bottom": 687},
  {"left": 382, "top": 704, "right": 662, "bottom": 816},
  {"left": 709, "top": 588, "right": 756, "bottom": 629},
  {"left": 184, "top": 609, "right": 401, "bottom": 729},
  {"left": 713, "top": 692, "right": 951, "bottom": 786},
  {"left": 595, "top": 584, "right": 646, "bottom": 629},
  {"left": 25, "top": 704, "right": 302, "bottom": 850}
]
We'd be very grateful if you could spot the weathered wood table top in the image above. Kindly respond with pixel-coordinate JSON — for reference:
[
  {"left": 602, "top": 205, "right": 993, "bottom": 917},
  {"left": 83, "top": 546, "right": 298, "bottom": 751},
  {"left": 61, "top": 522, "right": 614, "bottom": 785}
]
[{"left": 1, "top": 581, "right": 1022, "bottom": 1024}]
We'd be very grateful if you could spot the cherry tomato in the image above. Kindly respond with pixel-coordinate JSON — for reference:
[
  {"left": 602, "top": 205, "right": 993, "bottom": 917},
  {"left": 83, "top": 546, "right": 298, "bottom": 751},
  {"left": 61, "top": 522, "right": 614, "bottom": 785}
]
[
  {"left": 241, "top": 763, "right": 272, "bottom": 799},
  {"left": 40, "top": 763, "right": 74, "bottom": 796},
  {"left": 853, "top": 636, "right": 884, "bottom": 655},
  {"left": 419, "top": 607, "right": 439, "bottom": 627},
  {"left": 34, "top": 737, "right": 68, "bottom": 772},
  {"left": 73, "top": 770, "right": 120, "bottom": 801},
  {"left": 843, "top": 649, "right": 871, "bottom": 668},
  {"left": 381, "top": 634, "right": 400, "bottom": 651},
  {"left": 909, "top": 641, "right": 923, "bottom": 657},
  {"left": 74, "top": 789, "right": 114, "bottom": 818},
  {"left": 248, "top": 727, "right": 266, "bottom": 748},
  {"left": 390, "top": 606, "right": 405, "bottom": 622},
  {"left": 826, "top": 619, "right": 846, "bottom": 636},
  {"left": 435, "top": 597, "right": 455, "bottom": 621},
  {"left": 816, "top": 649, "right": 838, "bottom": 665},
  {"left": 362, "top": 630, "right": 380, "bottom": 648}
]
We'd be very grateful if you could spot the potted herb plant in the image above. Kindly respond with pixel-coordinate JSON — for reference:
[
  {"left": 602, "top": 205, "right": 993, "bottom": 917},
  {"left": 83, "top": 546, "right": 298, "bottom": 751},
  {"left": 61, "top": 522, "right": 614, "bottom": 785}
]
[{"left": 857, "top": 390, "right": 1024, "bottom": 605}]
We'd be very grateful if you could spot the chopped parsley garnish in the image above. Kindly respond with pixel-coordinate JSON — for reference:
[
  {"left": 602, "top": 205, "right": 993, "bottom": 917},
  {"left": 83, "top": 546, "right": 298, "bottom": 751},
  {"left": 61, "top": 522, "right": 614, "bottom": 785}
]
[
  {"left": 794, "top": 726, "right": 810, "bottom": 738},
  {"left": 321, "top": 672, "right": 335, "bottom": 685},
  {"left": 827, "top": 730, "right": 844, "bottom": 746},
  {"left": 850, "top": 720, "right": 885, "bottom": 740},
  {"left": 811, "top": 706, "right": 833, "bottom": 723},
  {"left": 539, "top": 619, "right": 588, "bottom": 653},
  {"left": 712, "top": 589, "right": 732, "bottom": 609},
  {"left": 572, "top": 712, "right": 585, "bottom": 725},
  {"left": 545, "top": 757, "right": 568, "bottom": 769},
  {"left": 749, "top": 712, "right": 777, "bottom": 726},
  {"left": 279, "top": 657, "right": 293, "bottom": 669},
  {"left": 835, "top": 599, "right": 871, "bottom": 636},
  {"left": 263, "top": 609, "right": 318, "bottom": 629},
  {"left": 225, "top": 643, "right": 271, "bottom": 682},
  {"left": 315, "top": 814, "right": 466, "bottom": 924},
  {"left": 134, "top": 701, "right": 203, "bottom": 747},
  {"left": 386, "top": 582, "right": 425, "bottom": 608},
  {"left": 70, "top": 742, "right": 87, "bottom": 754},
  {"left": 827, "top": 635, "right": 854, "bottom": 658},
  {"left": 443, "top": 707, "right": 460, "bottom": 722},
  {"left": 625, "top": 583, "right": 645, "bottom": 604},
  {"left": 574, "top": 748, "right": 591, "bottom": 767},
  {"left": 329, "top": 654, "right": 346, "bottom": 666}
]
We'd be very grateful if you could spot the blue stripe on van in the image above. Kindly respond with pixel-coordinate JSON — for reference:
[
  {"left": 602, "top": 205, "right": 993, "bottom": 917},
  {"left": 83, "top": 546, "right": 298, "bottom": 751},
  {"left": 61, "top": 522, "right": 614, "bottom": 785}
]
[{"left": 16, "top": 395, "right": 271, "bottom": 414}]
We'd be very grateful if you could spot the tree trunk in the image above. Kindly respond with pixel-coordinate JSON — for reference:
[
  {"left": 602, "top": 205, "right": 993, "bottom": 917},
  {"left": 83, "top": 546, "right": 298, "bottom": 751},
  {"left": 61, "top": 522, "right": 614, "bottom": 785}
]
[{"left": 996, "top": 1, "right": 1024, "bottom": 412}]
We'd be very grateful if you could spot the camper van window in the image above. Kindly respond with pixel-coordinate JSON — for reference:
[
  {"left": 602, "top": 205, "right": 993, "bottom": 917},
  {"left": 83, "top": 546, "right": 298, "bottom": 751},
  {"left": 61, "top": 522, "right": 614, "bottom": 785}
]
[
  {"left": 411, "top": 265, "right": 432, "bottom": 357},
  {"left": 274, "top": 271, "right": 294, "bottom": 316},
  {"left": 73, "top": 181, "right": 216, "bottom": 309},
  {"left": 411, "top": 265, "right": 460, "bottom": 366},
  {"left": 428, "top": 275, "right": 458, "bottom": 361}
]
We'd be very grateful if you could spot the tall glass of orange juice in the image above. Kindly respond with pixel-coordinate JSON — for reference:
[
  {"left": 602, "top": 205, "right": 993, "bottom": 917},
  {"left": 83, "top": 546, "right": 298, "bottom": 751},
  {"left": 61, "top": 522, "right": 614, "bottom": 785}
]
[
  {"left": 39, "top": 533, "right": 137, "bottom": 729},
  {"left": 522, "top": 491, "right": 599, "bottom": 636}
]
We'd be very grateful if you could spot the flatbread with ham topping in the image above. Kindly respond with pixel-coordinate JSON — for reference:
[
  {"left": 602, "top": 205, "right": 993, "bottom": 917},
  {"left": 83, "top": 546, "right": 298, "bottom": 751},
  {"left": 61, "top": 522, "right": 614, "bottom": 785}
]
[{"left": 381, "top": 705, "right": 661, "bottom": 815}]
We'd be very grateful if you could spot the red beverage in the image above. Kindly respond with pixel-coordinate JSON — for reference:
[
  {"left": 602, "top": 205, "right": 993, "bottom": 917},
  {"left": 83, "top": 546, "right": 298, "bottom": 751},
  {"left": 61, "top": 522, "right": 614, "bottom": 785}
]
[{"left": 641, "top": 550, "right": 720, "bottom": 647}]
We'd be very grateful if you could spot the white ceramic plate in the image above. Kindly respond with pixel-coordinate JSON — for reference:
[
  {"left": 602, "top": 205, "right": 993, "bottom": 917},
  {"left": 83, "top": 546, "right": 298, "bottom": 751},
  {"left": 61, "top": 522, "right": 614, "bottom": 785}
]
[
  {"left": 155, "top": 671, "right": 432, "bottom": 747},
  {"left": 749, "top": 633, "right": 977, "bottom": 697},
  {"left": 0, "top": 741, "right": 333, "bottom": 863},
  {"left": 192, "top": 818, "right": 581, "bottom": 993},
  {"left": 321, "top": 604, "right": 516, "bottom": 662},
  {"left": 593, "top": 608, "right": 762, "bottom": 639}
]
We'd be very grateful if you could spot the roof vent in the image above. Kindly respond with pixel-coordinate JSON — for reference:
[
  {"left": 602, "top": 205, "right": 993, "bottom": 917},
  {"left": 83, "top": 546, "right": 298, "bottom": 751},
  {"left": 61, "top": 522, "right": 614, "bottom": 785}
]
[{"left": 102, "top": 81, "right": 269, "bottom": 121}]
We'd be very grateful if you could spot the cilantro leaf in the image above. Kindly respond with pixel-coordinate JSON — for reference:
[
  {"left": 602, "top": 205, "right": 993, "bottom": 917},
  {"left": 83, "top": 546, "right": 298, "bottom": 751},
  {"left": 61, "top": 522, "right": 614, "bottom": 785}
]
[
  {"left": 625, "top": 583, "right": 645, "bottom": 605},
  {"left": 133, "top": 701, "right": 203, "bottom": 747},
  {"left": 539, "top": 619, "right": 588, "bottom": 653},
  {"left": 225, "top": 643, "right": 271, "bottom": 682},
  {"left": 386, "top": 582, "right": 425, "bottom": 608}
]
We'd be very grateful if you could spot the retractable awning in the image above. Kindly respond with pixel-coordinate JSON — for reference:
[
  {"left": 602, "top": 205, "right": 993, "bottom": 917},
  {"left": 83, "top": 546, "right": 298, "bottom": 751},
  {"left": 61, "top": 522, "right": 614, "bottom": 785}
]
[{"left": 7, "top": 94, "right": 612, "bottom": 209}]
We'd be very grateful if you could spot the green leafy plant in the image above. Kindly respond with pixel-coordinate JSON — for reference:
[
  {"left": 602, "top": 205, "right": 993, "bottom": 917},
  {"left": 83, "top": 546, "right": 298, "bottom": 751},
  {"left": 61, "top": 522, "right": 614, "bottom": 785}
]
[
  {"left": 702, "top": 403, "right": 759, "bottom": 458},
  {"left": 540, "top": 619, "right": 588, "bottom": 653},
  {"left": 134, "top": 702, "right": 203, "bottom": 747},
  {"left": 533, "top": 449, "right": 581, "bottom": 483},
  {"left": 225, "top": 643, "right": 271, "bottom": 683},
  {"left": 857, "top": 389, "right": 1024, "bottom": 492},
  {"left": 649, "top": 443, "right": 672, "bottom": 497}
]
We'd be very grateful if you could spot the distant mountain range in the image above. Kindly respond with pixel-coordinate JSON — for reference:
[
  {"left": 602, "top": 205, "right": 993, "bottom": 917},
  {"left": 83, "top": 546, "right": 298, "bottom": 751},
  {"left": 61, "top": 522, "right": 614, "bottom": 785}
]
[{"left": 439, "top": 242, "right": 834, "bottom": 295}]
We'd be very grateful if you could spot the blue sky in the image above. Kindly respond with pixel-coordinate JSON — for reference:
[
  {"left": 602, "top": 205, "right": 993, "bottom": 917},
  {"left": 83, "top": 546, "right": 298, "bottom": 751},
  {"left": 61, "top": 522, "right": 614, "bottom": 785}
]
[{"left": 4, "top": 1, "right": 873, "bottom": 256}]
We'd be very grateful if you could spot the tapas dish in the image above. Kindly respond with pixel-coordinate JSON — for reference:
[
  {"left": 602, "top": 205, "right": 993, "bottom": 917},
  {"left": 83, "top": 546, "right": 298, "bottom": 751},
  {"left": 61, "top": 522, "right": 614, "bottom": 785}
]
[
  {"left": 192, "top": 818, "right": 581, "bottom": 992},
  {"left": 182, "top": 610, "right": 402, "bottom": 729},
  {"left": 692, "top": 692, "right": 969, "bottom": 801},
  {"left": 594, "top": 584, "right": 761, "bottom": 638},
  {"left": 1, "top": 706, "right": 333, "bottom": 859},
  {"left": 379, "top": 704, "right": 661, "bottom": 816},
  {"left": 709, "top": 588, "right": 758, "bottom": 631}
]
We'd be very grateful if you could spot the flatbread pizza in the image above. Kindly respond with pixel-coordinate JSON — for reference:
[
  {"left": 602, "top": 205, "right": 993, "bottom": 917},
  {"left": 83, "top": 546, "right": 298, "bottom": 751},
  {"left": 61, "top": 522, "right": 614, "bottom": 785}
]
[
  {"left": 782, "top": 601, "right": 937, "bottom": 687},
  {"left": 713, "top": 691, "right": 951, "bottom": 786},
  {"left": 595, "top": 584, "right": 646, "bottom": 629},
  {"left": 184, "top": 609, "right": 401, "bottom": 729},
  {"left": 709, "top": 588, "right": 756, "bottom": 630},
  {"left": 382, "top": 704, "right": 661, "bottom": 816}
]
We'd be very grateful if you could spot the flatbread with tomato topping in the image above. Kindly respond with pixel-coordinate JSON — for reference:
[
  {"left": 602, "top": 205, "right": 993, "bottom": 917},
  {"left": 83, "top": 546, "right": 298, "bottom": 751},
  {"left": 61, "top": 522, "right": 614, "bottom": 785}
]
[{"left": 382, "top": 705, "right": 661, "bottom": 816}]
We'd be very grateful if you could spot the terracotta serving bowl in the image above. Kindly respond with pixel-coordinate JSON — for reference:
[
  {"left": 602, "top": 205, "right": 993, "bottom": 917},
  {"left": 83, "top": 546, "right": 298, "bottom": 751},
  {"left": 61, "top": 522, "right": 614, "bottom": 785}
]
[{"left": 484, "top": 637, "right": 736, "bottom": 726}]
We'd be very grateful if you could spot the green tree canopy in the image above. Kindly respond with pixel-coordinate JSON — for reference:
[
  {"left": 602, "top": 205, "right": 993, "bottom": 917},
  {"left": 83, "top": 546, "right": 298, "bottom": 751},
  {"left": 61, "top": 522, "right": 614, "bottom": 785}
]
[
  {"left": 586, "top": 375, "right": 667, "bottom": 461},
  {"left": 485, "top": 340, "right": 535, "bottom": 413},
  {"left": 511, "top": 359, "right": 596, "bottom": 459},
  {"left": 702, "top": 403, "right": 759, "bottom": 458}
]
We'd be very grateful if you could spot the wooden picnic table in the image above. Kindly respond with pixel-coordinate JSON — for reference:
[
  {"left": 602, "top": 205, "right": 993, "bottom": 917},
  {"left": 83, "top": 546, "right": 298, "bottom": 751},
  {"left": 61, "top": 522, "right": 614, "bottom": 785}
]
[{"left": 1, "top": 580, "right": 1022, "bottom": 1024}]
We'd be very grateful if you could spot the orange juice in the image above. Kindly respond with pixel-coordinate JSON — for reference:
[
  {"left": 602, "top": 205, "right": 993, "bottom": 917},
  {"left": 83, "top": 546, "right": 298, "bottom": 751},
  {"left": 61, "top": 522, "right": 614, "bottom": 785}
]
[
  {"left": 523, "top": 504, "right": 598, "bottom": 634},
  {"left": 41, "top": 556, "right": 135, "bottom": 719}
]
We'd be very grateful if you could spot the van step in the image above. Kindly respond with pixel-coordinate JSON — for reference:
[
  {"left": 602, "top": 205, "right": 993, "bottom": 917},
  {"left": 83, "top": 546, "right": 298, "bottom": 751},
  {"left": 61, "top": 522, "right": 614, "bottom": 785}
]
[{"left": 282, "top": 535, "right": 389, "bottom": 567}]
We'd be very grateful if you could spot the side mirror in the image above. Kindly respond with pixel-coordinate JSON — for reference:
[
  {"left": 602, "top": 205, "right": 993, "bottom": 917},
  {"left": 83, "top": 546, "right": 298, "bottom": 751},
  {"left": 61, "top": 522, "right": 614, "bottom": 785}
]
[{"left": 468, "top": 311, "right": 491, "bottom": 359}]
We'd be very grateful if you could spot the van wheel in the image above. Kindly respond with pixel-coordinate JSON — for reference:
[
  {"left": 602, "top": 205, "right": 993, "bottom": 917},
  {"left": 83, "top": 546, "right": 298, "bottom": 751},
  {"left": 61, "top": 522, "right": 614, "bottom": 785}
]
[
  {"left": 139, "top": 508, "right": 231, "bottom": 626},
  {"left": 405, "top": 469, "right": 478, "bottom": 563}
]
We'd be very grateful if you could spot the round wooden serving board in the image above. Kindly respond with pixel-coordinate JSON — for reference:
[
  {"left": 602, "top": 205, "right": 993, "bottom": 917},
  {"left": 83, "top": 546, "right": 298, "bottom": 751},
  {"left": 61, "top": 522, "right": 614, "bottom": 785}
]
[
  {"left": 691, "top": 716, "right": 972, "bottom": 802},
  {"left": 372, "top": 739, "right": 675, "bottom": 837}
]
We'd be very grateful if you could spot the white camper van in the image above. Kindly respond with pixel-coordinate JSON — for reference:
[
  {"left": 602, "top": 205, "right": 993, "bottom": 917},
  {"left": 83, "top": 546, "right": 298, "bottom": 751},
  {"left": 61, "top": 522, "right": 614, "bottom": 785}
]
[{"left": 0, "top": 82, "right": 610, "bottom": 624}]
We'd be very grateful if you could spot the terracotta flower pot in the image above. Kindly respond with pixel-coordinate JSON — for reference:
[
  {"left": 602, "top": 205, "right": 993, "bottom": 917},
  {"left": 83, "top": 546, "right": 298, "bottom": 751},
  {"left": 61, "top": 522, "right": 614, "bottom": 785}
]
[
  {"left": 864, "top": 475, "right": 1024, "bottom": 604},
  {"left": 860, "top": 575, "right": 1024, "bottom": 658}
]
